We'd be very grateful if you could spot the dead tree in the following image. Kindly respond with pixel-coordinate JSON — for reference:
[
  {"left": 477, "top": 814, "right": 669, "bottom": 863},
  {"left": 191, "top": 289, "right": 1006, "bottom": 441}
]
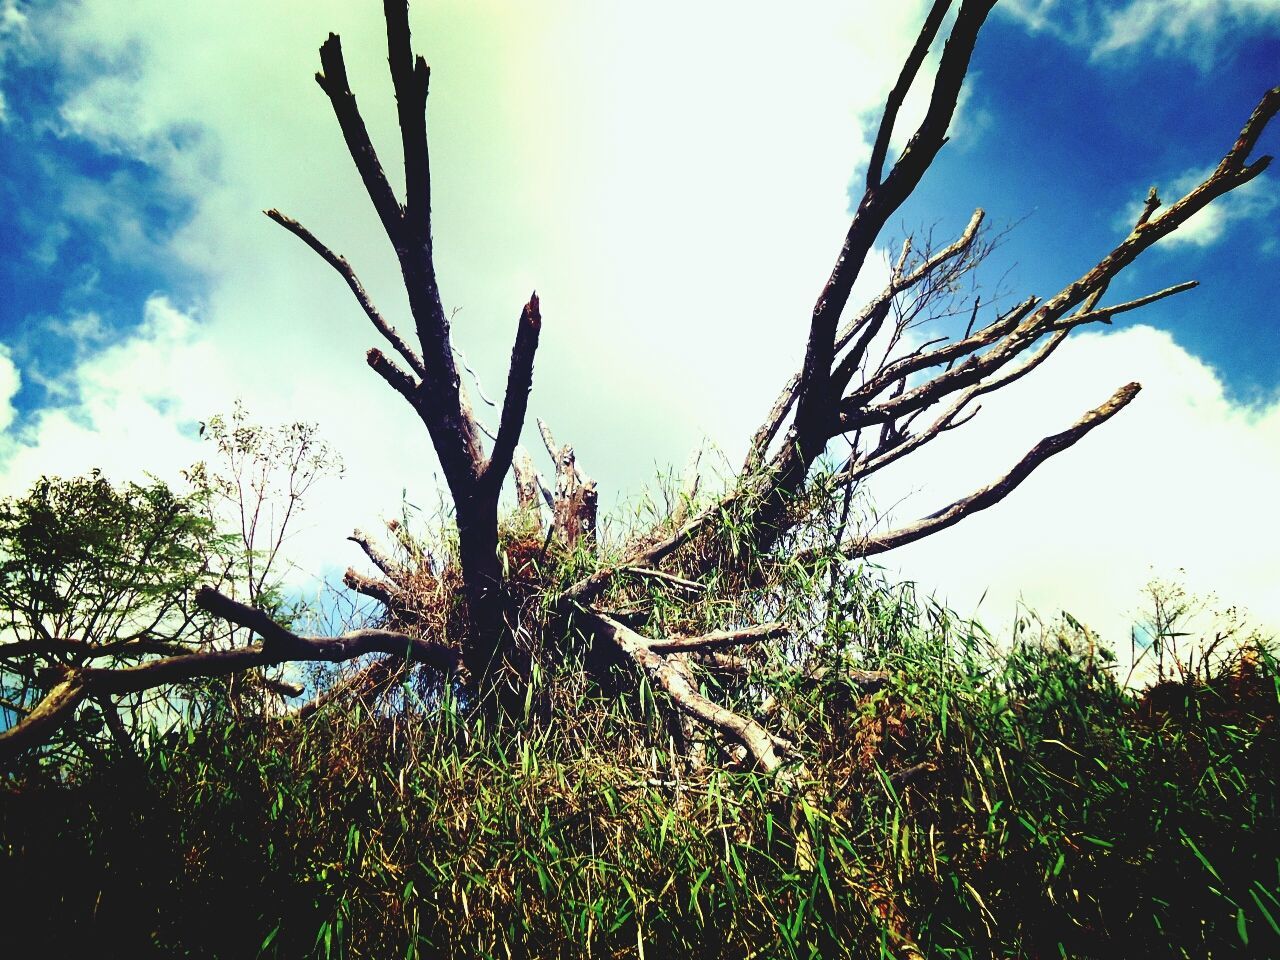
[{"left": 3, "top": 0, "right": 1278, "bottom": 816}]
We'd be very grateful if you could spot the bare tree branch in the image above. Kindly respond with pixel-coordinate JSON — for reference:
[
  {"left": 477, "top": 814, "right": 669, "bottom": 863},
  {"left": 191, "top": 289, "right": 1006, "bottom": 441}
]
[
  {"left": 348, "top": 529, "right": 406, "bottom": 581},
  {"left": 0, "top": 673, "right": 89, "bottom": 765},
  {"left": 315, "top": 32, "right": 403, "bottom": 238},
  {"left": 743, "top": 374, "right": 800, "bottom": 475},
  {"left": 366, "top": 347, "right": 421, "bottom": 407},
  {"left": 793, "top": 0, "right": 996, "bottom": 451},
  {"left": 343, "top": 568, "right": 405, "bottom": 611},
  {"left": 583, "top": 610, "right": 790, "bottom": 775},
  {"left": 865, "top": 0, "right": 953, "bottom": 190},
  {"left": 0, "top": 584, "right": 464, "bottom": 765},
  {"left": 648, "top": 622, "right": 790, "bottom": 654},
  {"left": 382, "top": 0, "right": 432, "bottom": 231},
  {"left": 484, "top": 293, "right": 542, "bottom": 491},
  {"left": 265, "top": 209, "right": 427, "bottom": 379},
  {"left": 846, "top": 382, "right": 1141, "bottom": 558},
  {"left": 829, "top": 209, "right": 988, "bottom": 398},
  {"left": 625, "top": 567, "right": 707, "bottom": 594}
]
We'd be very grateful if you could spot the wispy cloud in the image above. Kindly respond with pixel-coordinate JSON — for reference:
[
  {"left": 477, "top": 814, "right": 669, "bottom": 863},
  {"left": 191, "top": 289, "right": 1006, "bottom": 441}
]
[
  {"left": 0, "top": 346, "right": 19, "bottom": 432},
  {"left": 1096, "top": 0, "right": 1280, "bottom": 60},
  {"left": 1003, "top": 0, "right": 1280, "bottom": 65},
  {"left": 878, "top": 324, "right": 1280, "bottom": 651},
  {"left": 1118, "top": 167, "right": 1280, "bottom": 250},
  {"left": 3, "top": 0, "right": 1277, "bottom": 646},
  {"left": 0, "top": 0, "right": 33, "bottom": 125}
]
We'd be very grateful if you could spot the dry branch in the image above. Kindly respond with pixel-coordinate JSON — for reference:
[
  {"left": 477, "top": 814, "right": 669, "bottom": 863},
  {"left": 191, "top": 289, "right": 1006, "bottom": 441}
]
[
  {"left": 265, "top": 209, "right": 426, "bottom": 379},
  {"left": 0, "top": 586, "right": 461, "bottom": 764},
  {"left": 648, "top": 622, "right": 790, "bottom": 654},
  {"left": 344, "top": 568, "right": 405, "bottom": 611},
  {"left": 583, "top": 610, "right": 791, "bottom": 775},
  {"left": 848, "top": 382, "right": 1141, "bottom": 558},
  {"left": 0, "top": 673, "right": 89, "bottom": 764},
  {"left": 484, "top": 294, "right": 542, "bottom": 491},
  {"left": 348, "top": 528, "right": 406, "bottom": 581}
]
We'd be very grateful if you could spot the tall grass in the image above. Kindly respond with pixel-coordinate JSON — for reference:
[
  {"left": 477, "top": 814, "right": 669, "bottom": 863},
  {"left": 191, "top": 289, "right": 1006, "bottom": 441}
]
[{"left": 3, "top": 569, "right": 1276, "bottom": 959}]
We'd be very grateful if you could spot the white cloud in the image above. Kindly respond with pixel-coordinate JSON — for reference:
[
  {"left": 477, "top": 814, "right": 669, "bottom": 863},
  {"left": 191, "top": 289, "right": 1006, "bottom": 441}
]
[
  {"left": 1116, "top": 167, "right": 1279, "bottom": 250},
  {"left": 0, "top": 345, "right": 19, "bottom": 433},
  {"left": 874, "top": 324, "right": 1280, "bottom": 656},
  {"left": 1003, "top": 0, "right": 1280, "bottom": 62},
  {"left": 3, "top": 0, "right": 1277, "bottom": 653},
  {"left": 0, "top": 297, "right": 218, "bottom": 490}
]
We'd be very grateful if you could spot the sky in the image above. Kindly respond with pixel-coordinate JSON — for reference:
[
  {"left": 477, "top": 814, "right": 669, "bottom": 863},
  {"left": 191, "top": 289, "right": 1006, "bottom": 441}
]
[{"left": 0, "top": 0, "right": 1278, "bottom": 660}]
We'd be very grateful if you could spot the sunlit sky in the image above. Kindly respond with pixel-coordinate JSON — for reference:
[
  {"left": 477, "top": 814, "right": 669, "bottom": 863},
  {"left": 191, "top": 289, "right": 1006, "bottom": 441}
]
[{"left": 1, "top": 0, "right": 1278, "bottom": 651}]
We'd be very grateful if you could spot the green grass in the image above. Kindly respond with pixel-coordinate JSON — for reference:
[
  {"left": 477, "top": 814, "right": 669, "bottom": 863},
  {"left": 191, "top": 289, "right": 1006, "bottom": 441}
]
[{"left": 3, "top": 573, "right": 1277, "bottom": 959}]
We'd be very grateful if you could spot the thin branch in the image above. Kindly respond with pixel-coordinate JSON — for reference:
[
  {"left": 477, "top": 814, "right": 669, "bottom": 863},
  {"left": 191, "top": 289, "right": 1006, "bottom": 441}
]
[
  {"left": 194, "top": 587, "right": 457, "bottom": 667},
  {"left": 265, "top": 209, "right": 426, "bottom": 379},
  {"left": 649, "top": 622, "right": 790, "bottom": 654},
  {"left": 625, "top": 567, "right": 707, "bottom": 594},
  {"left": 452, "top": 344, "right": 498, "bottom": 407},
  {"left": 366, "top": 347, "right": 421, "bottom": 407},
  {"left": 670, "top": 447, "right": 704, "bottom": 526},
  {"left": 583, "top": 610, "right": 790, "bottom": 775},
  {"left": 839, "top": 209, "right": 986, "bottom": 364},
  {"left": 348, "top": 529, "right": 406, "bottom": 581},
  {"left": 843, "top": 295, "right": 1038, "bottom": 417},
  {"left": 743, "top": 373, "right": 800, "bottom": 475},
  {"left": 536, "top": 417, "right": 559, "bottom": 462},
  {"left": 847, "top": 382, "right": 1141, "bottom": 558},
  {"left": 1046, "top": 280, "right": 1198, "bottom": 331},
  {"left": 839, "top": 285, "right": 1113, "bottom": 486},
  {"left": 315, "top": 32, "right": 403, "bottom": 238},
  {"left": 865, "top": 0, "right": 954, "bottom": 190},
  {"left": 343, "top": 568, "right": 405, "bottom": 610}
]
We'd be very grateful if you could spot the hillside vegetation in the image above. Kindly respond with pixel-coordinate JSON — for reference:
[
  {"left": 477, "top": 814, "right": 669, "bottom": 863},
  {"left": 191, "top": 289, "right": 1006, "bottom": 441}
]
[{"left": 3, "top": 565, "right": 1276, "bottom": 959}]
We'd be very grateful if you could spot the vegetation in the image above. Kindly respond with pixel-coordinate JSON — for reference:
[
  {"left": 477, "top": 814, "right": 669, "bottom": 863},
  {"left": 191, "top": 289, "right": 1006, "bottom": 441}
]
[
  {"left": 2, "top": 0, "right": 1279, "bottom": 956},
  {"left": 3, "top": 559, "right": 1276, "bottom": 958}
]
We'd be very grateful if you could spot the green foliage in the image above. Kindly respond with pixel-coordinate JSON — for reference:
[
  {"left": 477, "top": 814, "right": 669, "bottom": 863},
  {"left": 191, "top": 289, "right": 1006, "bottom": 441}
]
[
  {"left": 0, "top": 471, "right": 224, "bottom": 760},
  {"left": 0, "top": 470, "right": 217, "bottom": 640},
  {"left": 0, "top": 404, "right": 340, "bottom": 763},
  {"left": 3, "top": 574, "right": 1276, "bottom": 958}
]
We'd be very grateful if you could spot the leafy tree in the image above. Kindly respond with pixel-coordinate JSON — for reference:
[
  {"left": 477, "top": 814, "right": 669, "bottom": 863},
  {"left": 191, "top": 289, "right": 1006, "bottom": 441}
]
[
  {"left": 0, "top": 406, "right": 343, "bottom": 763},
  {"left": 0, "top": 472, "right": 220, "bottom": 763}
]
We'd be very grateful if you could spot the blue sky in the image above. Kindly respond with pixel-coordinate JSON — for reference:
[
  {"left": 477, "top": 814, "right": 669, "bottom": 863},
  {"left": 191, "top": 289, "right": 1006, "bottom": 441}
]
[
  {"left": 0, "top": 0, "right": 1278, "bottom": 659},
  {"left": 893, "top": 9, "right": 1280, "bottom": 400}
]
